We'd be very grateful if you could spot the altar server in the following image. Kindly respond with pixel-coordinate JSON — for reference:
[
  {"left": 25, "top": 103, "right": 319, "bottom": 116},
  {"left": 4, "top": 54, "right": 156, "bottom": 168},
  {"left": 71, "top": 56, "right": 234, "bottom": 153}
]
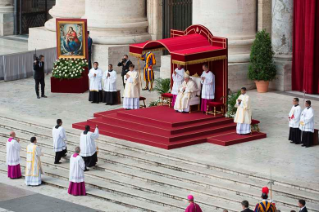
[
  {"left": 185, "top": 195, "right": 202, "bottom": 212},
  {"left": 68, "top": 147, "right": 86, "bottom": 196},
  {"left": 171, "top": 64, "right": 185, "bottom": 107},
  {"left": 6, "top": 131, "right": 21, "bottom": 179},
  {"left": 52, "top": 119, "right": 67, "bottom": 164},
  {"left": 25, "top": 137, "right": 43, "bottom": 186},
  {"left": 123, "top": 64, "right": 140, "bottom": 110},
  {"left": 234, "top": 87, "right": 252, "bottom": 134},
  {"left": 200, "top": 64, "right": 215, "bottom": 112},
  {"left": 80, "top": 125, "right": 99, "bottom": 169},
  {"left": 102, "top": 64, "right": 118, "bottom": 105},
  {"left": 174, "top": 71, "right": 197, "bottom": 113},
  {"left": 299, "top": 100, "right": 315, "bottom": 147},
  {"left": 288, "top": 98, "right": 302, "bottom": 144},
  {"left": 88, "top": 62, "right": 103, "bottom": 103}
]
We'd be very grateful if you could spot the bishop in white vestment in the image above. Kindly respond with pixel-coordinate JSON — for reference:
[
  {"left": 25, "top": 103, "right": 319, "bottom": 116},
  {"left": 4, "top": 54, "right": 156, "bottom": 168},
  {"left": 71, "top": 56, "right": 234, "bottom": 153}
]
[
  {"left": 234, "top": 87, "right": 252, "bottom": 134},
  {"left": 174, "top": 71, "right": 198, "bottom": 113},
  {"left": 102, "top": 64, "right": 118, "bottom": 105},
  {"left": 171, "top": 64, "right": 185, "bottom": 107},
  {"left": 25, "top": 137, "right": 43, "bottom": 186},
  {"left": 200, "top": 64, "right": 215, "bottom": 112},
  {"left": 288, "top": 98, "right": 302, "bottom": 144},
  {"left": 6, "top": 131, "right": 21, "bottom": 179},
  {"left": 299, "top": 100, "right": 315, "bottom": 147},
  {"left": 88, "top": 62, "right": 103, "bottom": 103},
  {"left": 123, "top": 64, "right": 140, "bottom": 110},
  {"left": 52, "top": 119, "right": 67, "bottom": 164},
  {"left": 80, "top": 125, "right": 99, "bottom": 169},
  {"left": 68, "top": 147, "right": 86, "bottom": 196}
]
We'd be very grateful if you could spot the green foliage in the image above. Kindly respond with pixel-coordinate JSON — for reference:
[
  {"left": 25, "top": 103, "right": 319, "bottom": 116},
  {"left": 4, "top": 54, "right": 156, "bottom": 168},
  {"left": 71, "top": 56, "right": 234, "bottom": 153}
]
[
  {"left": 154, "top": 78, "right": 171, "bottom": 95},
  {"left": 248, "top": 30, "right": 277, "bottom": 81},
  {"left": 225, "top": 90, "right": 241, "bottom": 118},
  {"left": 52, "top": 58, "right": 88, "bottom": 79},
  {"left": 149, "top": 100, "right": 160, "bottom": 107}
]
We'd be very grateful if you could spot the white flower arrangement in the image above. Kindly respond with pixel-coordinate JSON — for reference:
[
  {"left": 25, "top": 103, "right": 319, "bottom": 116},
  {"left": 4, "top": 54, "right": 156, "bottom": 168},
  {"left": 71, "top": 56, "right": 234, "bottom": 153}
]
[{"left": 52, "top": 58, "right": 88, "bottom": 79}]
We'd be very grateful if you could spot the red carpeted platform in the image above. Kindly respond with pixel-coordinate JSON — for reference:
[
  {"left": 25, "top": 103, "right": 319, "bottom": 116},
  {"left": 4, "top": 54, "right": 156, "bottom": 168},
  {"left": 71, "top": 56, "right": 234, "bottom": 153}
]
[{"left": 72, "top": 106, "right": 266, "bottom": 149}]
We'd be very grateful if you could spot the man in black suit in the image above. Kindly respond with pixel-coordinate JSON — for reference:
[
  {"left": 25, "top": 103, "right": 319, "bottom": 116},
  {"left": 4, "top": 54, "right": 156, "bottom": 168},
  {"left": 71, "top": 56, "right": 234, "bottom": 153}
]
[
  {"left": 33, "top": 55, "right": 47, "bottom": 99},
  {"left": 117, "top": 54, "right": 132, "bottom": 88},
  {"left": 241, "top": 200, "right": 253, "bottom": 212},
  {"left": 298, "top": 200, "right": 307, "bottom": 212}
]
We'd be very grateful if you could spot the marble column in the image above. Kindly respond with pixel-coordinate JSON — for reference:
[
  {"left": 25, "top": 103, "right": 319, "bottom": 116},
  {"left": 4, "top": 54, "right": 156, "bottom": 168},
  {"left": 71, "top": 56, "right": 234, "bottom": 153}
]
[
  {"left": 0, "top": 0, "right": 14, "bottom": 36},
  {"left": 147, "top": 0, "right": 163, "bottom": 40},
  {"left": 269, "top": 0, "right": 293, "bottom": 91},
  {"left": 44, "top": 0, "right": 85, "bottom": 31},
  {"left": 258, "top": 0, "right": 272, "bottom": 33}
]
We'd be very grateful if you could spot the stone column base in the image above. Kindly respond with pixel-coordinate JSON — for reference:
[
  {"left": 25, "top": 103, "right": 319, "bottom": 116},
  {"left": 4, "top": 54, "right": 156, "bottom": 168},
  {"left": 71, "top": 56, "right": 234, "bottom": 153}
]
[
  {"left": 228, "top": 63, "right": 255, "bottom": 92},
  {"left": 269, "top": 55, "right": 292, "bottom": 91},
  {"left": 28, "top": 27, "right": 57, "bottom": 50},
  {"left": 0, "top": 12, "right": 14, "bottom": 36}
]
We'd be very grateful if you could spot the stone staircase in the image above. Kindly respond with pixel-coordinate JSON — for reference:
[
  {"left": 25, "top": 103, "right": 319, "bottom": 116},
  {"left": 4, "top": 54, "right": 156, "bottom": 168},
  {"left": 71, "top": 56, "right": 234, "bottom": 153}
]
[{"left": 0, "top": 116, "right": 318, "bottom": 212}]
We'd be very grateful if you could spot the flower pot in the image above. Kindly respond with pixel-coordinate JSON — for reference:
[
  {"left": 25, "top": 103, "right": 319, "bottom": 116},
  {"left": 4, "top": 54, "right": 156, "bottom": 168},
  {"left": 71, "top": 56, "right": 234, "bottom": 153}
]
[{"left": 255, "top": 80, "right": 269, "bottom": 93}]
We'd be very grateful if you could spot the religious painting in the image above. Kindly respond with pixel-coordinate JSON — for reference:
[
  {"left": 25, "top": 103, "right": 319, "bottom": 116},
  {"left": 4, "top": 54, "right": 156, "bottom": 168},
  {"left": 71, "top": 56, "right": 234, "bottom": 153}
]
[{"left": 56, "top": 19, "right": 88, "bottom": 59}]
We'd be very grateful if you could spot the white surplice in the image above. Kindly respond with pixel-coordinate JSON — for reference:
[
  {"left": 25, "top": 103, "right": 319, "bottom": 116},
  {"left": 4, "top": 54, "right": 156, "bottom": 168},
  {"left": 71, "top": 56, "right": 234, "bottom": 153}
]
[
  {"left": 6, "top": 138, "right": 20, "bottom": 166},
  {"left": 88, "top": 68, "right": 103, "bottom": 91},
  {"left": 299, "top": 107, "right": 314, "bottom": 132},
  {"left": 52, "top": 126, "right": 67, "bottom": 152},
  {"left": 69, "top": 154, "right": 85, "bottom": 183},
  {"left": 25, "top": 143, "right": 43, "bottom": 186},
  {"left": 171, "top": 68, "right": 185, "bottom": 95},
  {"left": 234, "top": 94, "right": 252, "bottom": 134},
  {"left": 289, "top": 105, "right": 302, "bottom": 128},
  {"left": 200, "top": 71, "right": 215, "bottom": 100},
  {"left": 80, "top": 128, "right": 99, "bottom": 157},
  {"left": 102, "top": 70, "right": 117, "bottom": 92}
]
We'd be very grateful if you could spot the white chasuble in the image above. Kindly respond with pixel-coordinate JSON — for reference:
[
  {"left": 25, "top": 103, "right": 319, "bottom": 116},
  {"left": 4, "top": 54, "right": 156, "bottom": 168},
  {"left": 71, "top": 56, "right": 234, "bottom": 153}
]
[
  {"left": 25, "top": 143, "right": 43, "bottom": 185},
  {"left": 69, "top": 154, "right": 85, "bottom": 183},
  {"left": 6, "top": 138, "right": 21, "bottom": 166},
  {"left": 102, "top": 70, "right": 117, "bottom": 92},
  {"left": 171, "top": 68, "right": 185, "bottom": 95},
  {"left": 80, "top": 128, "right": 99, "bottom": 157},
  {"left": 124, "top": 70, "right": 140, "bottom": 98},
  {"left": 288, "top": 105, "right": 302, "bottom": 128},
  {"left": 234, "top": 94, "right": 252, "bottom": 124},
  {"left": 88, "top": 68, "right": 102, "bottom": 91},
  {"left": 299, "top": 107, "right": 314, "bottom": 132},
  {"left": 174, "top": 79, "right": 197, "bottom": 112},
  {"left": 52, "top": 126, "right": 67, "bottom": 152},
  {"left": 200, "top": 71, "right": 215, "bottom": 100}
]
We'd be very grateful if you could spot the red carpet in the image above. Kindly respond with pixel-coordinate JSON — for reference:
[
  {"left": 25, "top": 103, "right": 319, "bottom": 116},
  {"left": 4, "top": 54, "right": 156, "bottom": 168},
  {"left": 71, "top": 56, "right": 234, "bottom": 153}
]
[{"left": 72, "top": 106, "right": 266, "bottom": 149}]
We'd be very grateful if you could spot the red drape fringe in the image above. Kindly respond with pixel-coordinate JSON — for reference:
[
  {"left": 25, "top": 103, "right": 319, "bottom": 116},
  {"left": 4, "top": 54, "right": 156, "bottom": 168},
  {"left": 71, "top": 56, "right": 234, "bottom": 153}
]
[{"left": 292, "top": 0, "right": 319, "bottom": 94}]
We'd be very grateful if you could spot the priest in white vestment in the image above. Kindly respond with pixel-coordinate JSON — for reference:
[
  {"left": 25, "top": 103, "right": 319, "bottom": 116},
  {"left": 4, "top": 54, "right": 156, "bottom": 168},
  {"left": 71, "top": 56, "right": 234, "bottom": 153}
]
[
  {"left": 52, "top": 119, "right": 67, "bottom": 164},
  {"left": 288, "top": 98, "right": 302, "bottom": 144},
  {"left": 25, "top": 137, "right": 43, "bottom": 186},
  {"left": 80, "top": 125, "right": 99, "bottom": 169},
  {"left": 299, "top": 100, "right": 315, "bottom": 147},
  {"left": 6, "top": 131, "right": 21, "bottom": 179},
  {"left": 88, "top": 62, "right": 103, "bottom": 103},
  {"left": 171, "top": 64, "right": 185, "bottom": 107},
  {"left": 174, "top": 71, "right": 198, "bottom": 113},
  {"left": 234, "top": 87, "right": 252, "bottom": 134},
  {"left": 68, "top": 146, "right": 86, "bottom": 196},
  {"left": 102, "top": 64, "right": 118, "bottom": 105},
  {"left": 200, "top": 64, "right": 215, "bottom": 112},
  {"left": 123, "top": 64, "right": 140, "bottom": 110}
]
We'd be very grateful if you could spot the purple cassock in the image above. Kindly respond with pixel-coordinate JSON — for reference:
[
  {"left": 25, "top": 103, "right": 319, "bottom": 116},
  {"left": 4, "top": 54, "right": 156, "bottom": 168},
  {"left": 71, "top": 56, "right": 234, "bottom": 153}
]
[{"left": 185, "top": 203, "right": 202, "bottom": 212}]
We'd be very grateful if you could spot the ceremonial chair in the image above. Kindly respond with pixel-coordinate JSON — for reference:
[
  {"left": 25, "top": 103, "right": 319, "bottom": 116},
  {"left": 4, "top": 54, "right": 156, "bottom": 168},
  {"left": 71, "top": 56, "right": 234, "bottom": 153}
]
[
  {"left": 189, "top": 74, "right": 202, "bottom": 113},
  {"left": 206, "top": 102, "right": 225, "bottom": 116},
  {"left": 161, "top": 93, "right": 173, "bottom": 107},
  {"left": 139, "top": 96, "right": 146, "bottom": 108},
  {"left": 251, "top": 119, "right": 260, "bottom": 134}
]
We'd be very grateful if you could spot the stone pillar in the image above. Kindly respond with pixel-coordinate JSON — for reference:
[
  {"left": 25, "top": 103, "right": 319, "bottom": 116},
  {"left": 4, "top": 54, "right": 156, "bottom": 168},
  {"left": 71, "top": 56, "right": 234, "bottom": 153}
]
[
  {"left": 269, "top": 0, "right": 293, "bottom": 91},
  {"left": 0, "top": 0, "right": 14, "bottom": 36},
  {"left": 147, "top": 0, "right": 163, "bottom": 40},
  {"left": 258, "top": 0, "right": 272, "bottom": 33},
  {"left": 44, "top": 0, "right": 85, "bottom": 31}
]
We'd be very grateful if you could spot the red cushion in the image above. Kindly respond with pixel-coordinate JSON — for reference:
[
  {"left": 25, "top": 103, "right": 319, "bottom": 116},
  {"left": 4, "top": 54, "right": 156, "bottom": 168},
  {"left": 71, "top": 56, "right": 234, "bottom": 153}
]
[
  {"left": 161, "top": 93, "right": 173, "bottom": 98},
  {"left": 207, "top": 102, "right": 224, "bottom": 107},
  {"left": 251, "top": 119, "right": 260, "bottom": 125},
  {"left": 139, "top": 97, "right": 146, "bottom": 100}
]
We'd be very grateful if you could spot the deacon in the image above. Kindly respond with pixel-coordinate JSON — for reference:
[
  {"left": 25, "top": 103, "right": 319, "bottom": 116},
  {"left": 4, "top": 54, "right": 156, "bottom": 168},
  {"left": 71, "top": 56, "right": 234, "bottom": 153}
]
[
  {"left": 141, "top": 51, "right": 156, "bottom": 91},
  {"left": 52, "top": 119, "right": 67, "bottom": 164},
  {"left": 185, "top": 195, "right": 202, "bottom": 212},
  {"left": 123, "top": 64, "right": 140, "bottom": 110},
  {"left": 25, "top": 137, "right": 43, "bottom": 186},
  {"left": 174, "top": 71, "right": 197, "bottom": 113},
  {"left": 6, "top": 131, "right": 22, "bottom": 179},
  {"left": 102, "top": 64, "right": 118, "bottom": 105},
  {"left": 68, "top": 147, "right": 86, "bottom": 196},
  {"left": 88, "top": 62, "right": 103, "bottom": 103},
  {"left": 299, "top": 100, "right": 315, "bottom": 147},
  {"left": 234, "top": 87, "right": 252, "bottom": 134},
  {"left": 80, "top": 125, "right": 99, "bottom": 169},
  {"left": 288, "top": 98, "right": 302, "bottom": 144},
  {"left": 200, "top": 64, "right": 215, "bottom": 112},
  {"left": 171, "top": 64, "right": 185, "bottom": 107},
  {"left": 254, "top": 187, "right": 276, "bottom": 212}
]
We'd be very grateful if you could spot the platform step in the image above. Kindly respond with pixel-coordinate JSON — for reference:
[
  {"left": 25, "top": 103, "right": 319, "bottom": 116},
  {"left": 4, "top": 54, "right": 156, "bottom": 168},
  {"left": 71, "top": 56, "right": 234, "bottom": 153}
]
[{"left": 208, "top": 132, "right": 267, "bottom": 146}]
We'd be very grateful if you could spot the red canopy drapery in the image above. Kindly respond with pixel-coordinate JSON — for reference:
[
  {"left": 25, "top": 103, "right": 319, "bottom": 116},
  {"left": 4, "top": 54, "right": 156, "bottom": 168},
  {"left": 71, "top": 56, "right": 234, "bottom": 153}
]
[
  {"left": 292, "top": 0, "right": 319, "bottom": 94},
  {"left": 129, "top": 25, "right": 229, "bottom": 105}
]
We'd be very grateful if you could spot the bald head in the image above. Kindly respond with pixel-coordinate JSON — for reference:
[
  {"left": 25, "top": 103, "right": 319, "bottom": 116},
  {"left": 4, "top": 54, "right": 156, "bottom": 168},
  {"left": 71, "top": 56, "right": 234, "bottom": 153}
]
[
  {"left": 75, "top": 146, "right": 81, "bottom": 154},
  {"left": 10, "top": 131, "right": 15, "bottom": 138}
]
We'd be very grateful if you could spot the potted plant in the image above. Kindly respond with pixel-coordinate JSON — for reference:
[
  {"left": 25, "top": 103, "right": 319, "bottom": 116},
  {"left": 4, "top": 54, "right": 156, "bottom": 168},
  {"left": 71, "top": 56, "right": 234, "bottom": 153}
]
[{"left": 248, "top": 30, "right": 277, "bottom": 93}]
